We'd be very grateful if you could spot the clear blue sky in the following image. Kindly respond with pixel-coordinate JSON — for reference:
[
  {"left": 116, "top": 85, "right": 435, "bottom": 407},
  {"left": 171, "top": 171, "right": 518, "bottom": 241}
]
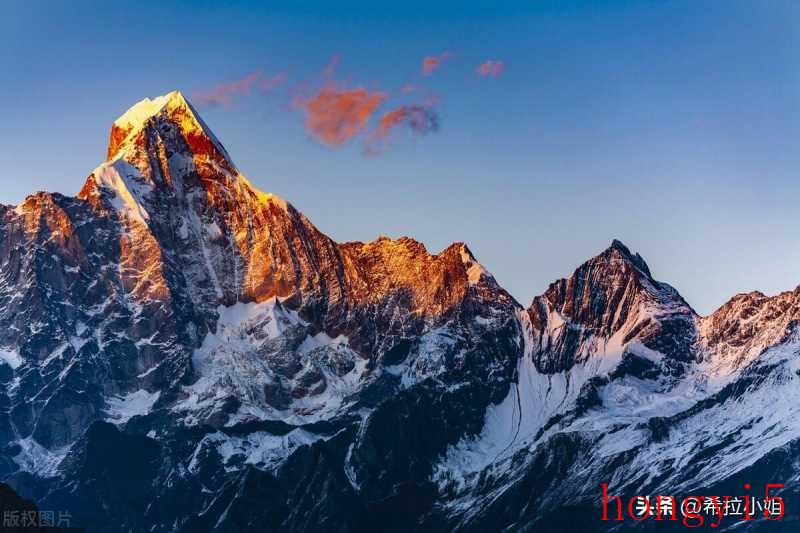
[{"left": 1, "top": 0, "right": 798, "bottom": 314}]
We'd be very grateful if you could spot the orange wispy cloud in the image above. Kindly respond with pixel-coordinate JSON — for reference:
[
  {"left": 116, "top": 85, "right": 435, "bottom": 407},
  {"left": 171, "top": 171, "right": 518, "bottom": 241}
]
[
  {"left": 297, "top": 82, "right": 388, "bottom": 147},
  {"left": 193, "top": 70, "right": 285, "bottom": 107},
  {"left": 322, "top": 55, "right": 340, "bottom": 79},
  {"left": 289, "top": 56, "right": 442, "bottom": 152},
  {"left": 365, "top": 104, "right": 439, "bottom": 154},
  {"left": 476, "top": 60, "right": 504, "bottom": 78},
  {"left": 422, "top": 51, "right": 452, "bottom": 76}
]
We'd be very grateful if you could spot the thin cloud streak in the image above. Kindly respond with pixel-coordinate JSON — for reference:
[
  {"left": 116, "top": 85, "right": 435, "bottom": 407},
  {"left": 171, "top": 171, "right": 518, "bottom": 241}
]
[
  {"left": 365, "top": 104, "right": 439, "bottom": 154},
  {"left": 322, "top": 55, "right": 341, "bottom": 79},
  {"left": 476, "top": 60, "right": 504, "bottom": 78},
  {"left": 422, "top": 51, "right": 452, "bottom": 76},
  {"left": 193, "top": 70, "right": 285, "bottom": 107}
]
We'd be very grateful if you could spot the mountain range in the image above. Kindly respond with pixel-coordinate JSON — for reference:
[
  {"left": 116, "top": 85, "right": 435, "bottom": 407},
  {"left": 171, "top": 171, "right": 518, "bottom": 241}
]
[{"left": 1, "top": 91, "right": 798, "bottom": 532}]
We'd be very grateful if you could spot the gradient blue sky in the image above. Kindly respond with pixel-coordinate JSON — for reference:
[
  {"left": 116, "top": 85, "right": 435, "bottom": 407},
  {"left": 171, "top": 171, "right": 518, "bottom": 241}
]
[{"left": 1, "top": 0, "right": 798, "bottom": 314}]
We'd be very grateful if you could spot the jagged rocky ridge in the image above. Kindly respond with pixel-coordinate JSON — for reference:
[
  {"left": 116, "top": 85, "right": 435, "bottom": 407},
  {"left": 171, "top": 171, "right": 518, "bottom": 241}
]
[{"left": 0, "top": 91, "right": 798, "bottom": 532}]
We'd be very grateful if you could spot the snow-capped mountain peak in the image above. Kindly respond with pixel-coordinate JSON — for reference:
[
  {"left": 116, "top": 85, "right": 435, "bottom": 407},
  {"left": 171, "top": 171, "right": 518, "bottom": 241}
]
[
  {"left": 106, "top": 90, "right": 230, "bottom": 163},
  {"left": 112, "top": 91, "right": 186, "bottom": 131},
  {"left": 78, "top": 90, "right": 289, "bottom": 229}
]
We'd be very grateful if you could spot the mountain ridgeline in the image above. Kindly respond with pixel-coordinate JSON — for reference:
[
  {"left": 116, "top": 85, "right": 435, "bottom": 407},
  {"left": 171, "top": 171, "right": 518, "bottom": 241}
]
[{"left": 1, "top": 92, "right": 798, "bottom": 532}]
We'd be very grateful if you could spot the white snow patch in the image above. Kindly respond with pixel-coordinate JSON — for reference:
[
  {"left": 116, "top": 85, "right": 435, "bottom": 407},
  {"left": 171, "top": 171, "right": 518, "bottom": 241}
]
[
  {"left": 177, "top": 218, "right": 190, "bottom": 240},
  {"left": 344, "top": 443, "right": 361, "bottom": 491},
  {"left": 105, "top": 389, "right": 161, "bottom": 424},
  {"left": 12, "top": 437, "right": 69, "bottom": 477},
  {"left": 114, "top": 92, "right": 175, "bottom": 129},
  {"left": 90, "top": 160, "right": 153, "bottom": 225},
  {"left": 204, "top": 221, "right": 222, "bottom": 240},
  {"left": 473, "top": 315, "right": 492, "bottom": 326},
  {"left": 459, "top": 247, "right": 489, "bottom": 286},
  {"left": 0, "top": 347, "right": 22, "bottom": 369},
  {"left": 298, "top": 331, "right": 349, "bottom": 353},
  {"left": 383, "top": 327, "right": 458, "bottom": 388},
  {"left": 40, "top": 343, "right": 70, "bottom": 367},
  {"left": 177, "top": 299, "right": 368, "bottom": 426},
  {"left": 189, "top": 428, "right": 333, "bottom": 473}
]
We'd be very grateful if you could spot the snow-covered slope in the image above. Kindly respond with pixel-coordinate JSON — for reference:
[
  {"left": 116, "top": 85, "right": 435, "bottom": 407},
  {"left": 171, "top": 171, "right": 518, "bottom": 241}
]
[{"left": 430, "top": 245, "right": 800, "bottom": 532}]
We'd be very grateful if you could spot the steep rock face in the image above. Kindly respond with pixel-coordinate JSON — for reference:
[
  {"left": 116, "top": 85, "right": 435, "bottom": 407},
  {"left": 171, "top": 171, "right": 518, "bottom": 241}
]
[
  {"left": 526, "top": 240, "right": 697, "bottom": 373},
  {"left": 334, "top": 238, "right": 517, "bottom": 353},
  {"left": 700, "top": 288, "right": 800, "bottom": 373},
  {"left": 0, "top": 190, "right": 179, "bottom": 452}
]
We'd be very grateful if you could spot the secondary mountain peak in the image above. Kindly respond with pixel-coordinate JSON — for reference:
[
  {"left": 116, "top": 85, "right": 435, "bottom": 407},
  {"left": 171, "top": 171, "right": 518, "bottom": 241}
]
[
  {"left": 700, "top": 286, "right": 800, "bottom": 371},
  {"left": 541, "top": 240, "right": 680, "bottom": 319},
  {"left": 526, "top": 240, "right": 696, "bottom": 372}
]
